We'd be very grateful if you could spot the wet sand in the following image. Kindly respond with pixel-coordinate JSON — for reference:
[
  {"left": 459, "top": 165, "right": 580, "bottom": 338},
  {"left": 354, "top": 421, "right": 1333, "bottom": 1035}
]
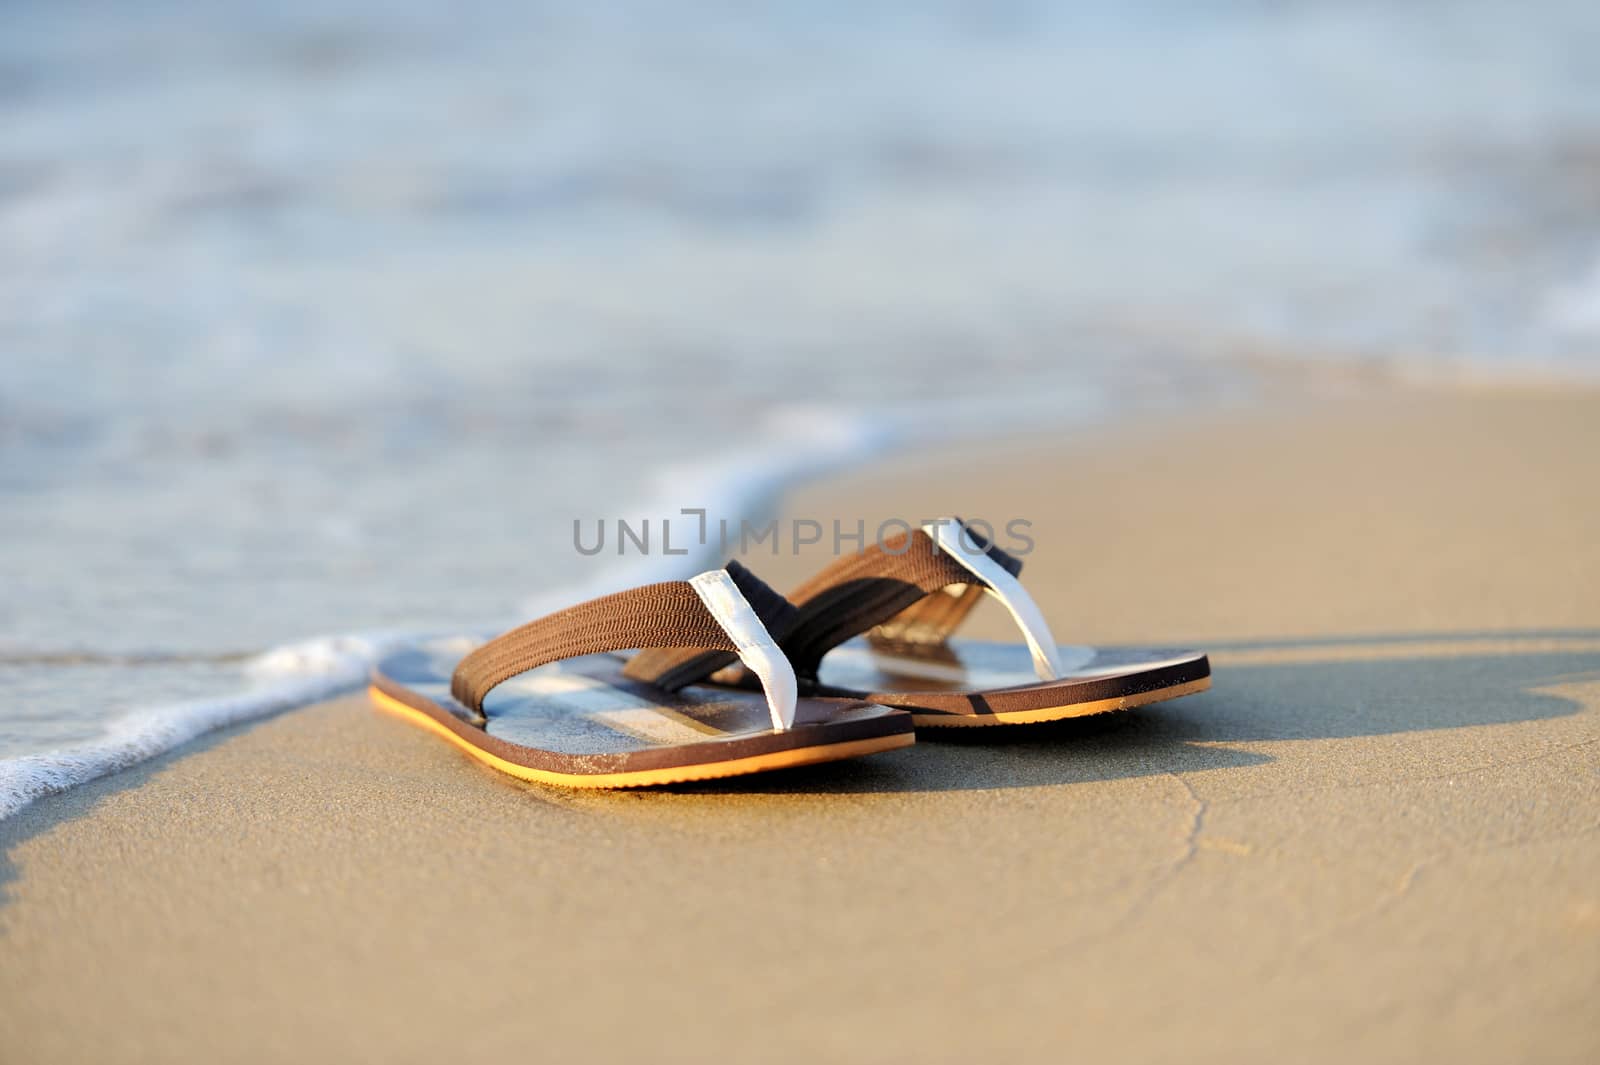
[{"left": 2, "top": 383, "right": 1597, "bottom": 1063}]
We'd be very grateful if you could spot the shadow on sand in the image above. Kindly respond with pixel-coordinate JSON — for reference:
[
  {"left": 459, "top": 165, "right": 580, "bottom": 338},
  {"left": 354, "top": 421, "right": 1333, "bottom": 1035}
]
[
  {"left": 4, "top": 630, "right": 1598, "bottom": 901},
  {"left": 674, "top": 629, "right": 1600, "bottom": 795}
]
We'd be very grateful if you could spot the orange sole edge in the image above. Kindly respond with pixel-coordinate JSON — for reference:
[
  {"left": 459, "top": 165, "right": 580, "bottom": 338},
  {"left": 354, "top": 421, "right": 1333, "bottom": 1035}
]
[
  {"left": 909, "top": 675, "right": 1212, "bottom": 728},
  {"left": 368, "top": 685, "right": 914, "bottom": 788}
]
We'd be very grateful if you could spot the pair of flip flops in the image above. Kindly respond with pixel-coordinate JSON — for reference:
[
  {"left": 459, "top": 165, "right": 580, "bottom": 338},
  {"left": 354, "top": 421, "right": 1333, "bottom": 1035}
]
[{"left": 369, "top": 519, "right": 1211, "bottom": 788}]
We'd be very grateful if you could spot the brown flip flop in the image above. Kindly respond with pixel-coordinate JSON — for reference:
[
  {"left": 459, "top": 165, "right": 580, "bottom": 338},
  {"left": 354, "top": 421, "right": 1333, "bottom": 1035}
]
[
  {"left": 624, "top": 519, "right": 1210, "bottom": 727},
  {"left": 369, "top": 566, "right": 913, "bottom": 787}
]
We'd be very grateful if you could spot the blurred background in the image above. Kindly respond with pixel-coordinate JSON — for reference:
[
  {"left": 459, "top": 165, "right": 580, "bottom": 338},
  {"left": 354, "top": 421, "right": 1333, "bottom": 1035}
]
[{"left": 3, "top": 1, "right": 1599, "bottom": 759}]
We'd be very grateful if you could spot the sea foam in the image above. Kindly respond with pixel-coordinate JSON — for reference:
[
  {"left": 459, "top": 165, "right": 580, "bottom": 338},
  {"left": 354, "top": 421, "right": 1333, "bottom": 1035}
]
[{"left": 0, "top": 409, "right": 898, "bottom": 822}]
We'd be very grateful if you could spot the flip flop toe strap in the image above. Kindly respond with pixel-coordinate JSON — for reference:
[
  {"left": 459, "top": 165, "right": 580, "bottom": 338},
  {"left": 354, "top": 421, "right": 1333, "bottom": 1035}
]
[
  {"left": 917, "top": 521, "right": 1062, "bottom": 680},
  {"left": 452, "top": 568, "right": 800, "bottom": 731},
  {"left": 626, "top": 517, "right": 1062, "bottom": 691}
]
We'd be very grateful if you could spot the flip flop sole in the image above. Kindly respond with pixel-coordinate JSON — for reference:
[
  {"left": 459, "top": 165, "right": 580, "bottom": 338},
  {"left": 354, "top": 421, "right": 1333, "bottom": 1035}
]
[
  {"left": 812, "top": 641, "right": 1211, "bottom": 726},
  {"left": 906, "top": 674, "right": 1211, "bottom": 727},
  {"left": 370, "top": 642, "right": 913, "bottom": 788},
  {"left": 370, "top": 686, "right": 913, "bottom": 786}
]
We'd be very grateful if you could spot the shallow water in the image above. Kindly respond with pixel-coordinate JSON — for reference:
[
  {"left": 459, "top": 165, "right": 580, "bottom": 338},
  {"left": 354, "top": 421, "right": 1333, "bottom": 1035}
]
[{"left": 3, "top": 1, "right": 1599, "bottom": 794}]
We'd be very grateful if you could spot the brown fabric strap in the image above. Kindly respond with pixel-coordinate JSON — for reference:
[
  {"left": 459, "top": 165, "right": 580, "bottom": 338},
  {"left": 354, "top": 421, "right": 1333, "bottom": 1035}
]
[
  {"left": 451, "top": 583, "right": 731, "bottom": 712},
  {"left": 457, "top": 559, "right": 793, "bottom": 710},
  {"left": 786, "top": 522, "right": 1023, "bottom": 675},
  {"left": 625, "top": 521, "right": 1022, "bottom": 689},
  {"left": 450, "top": 563, "right": 796, "bottom": 713},
  {"left": 864, "top": 523, "right": 1023, "bottom": 655},
  {"left": 615, "top": 560, "right": 795, "bottom": 692}
]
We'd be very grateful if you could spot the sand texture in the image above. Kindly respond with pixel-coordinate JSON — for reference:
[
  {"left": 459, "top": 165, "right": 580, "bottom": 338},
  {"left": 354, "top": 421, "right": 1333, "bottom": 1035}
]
[{"left": 2, "top": 385, "right": 1597, "bottom": 1064}]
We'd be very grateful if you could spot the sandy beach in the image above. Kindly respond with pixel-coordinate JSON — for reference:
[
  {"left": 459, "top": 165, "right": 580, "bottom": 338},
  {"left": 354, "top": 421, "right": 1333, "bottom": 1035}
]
[{"left": 2, "top": 381, "right": 1597, "bottom": 1063}]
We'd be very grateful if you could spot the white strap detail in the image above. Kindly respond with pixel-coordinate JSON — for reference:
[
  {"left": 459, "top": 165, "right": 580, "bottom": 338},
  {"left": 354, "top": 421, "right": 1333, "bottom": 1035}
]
[
  {"left": 688, "top": 570, "right": 799, "bottom": 732},
  {"left": 924, "top": 520, "right": 1063, "bottom": 681}
]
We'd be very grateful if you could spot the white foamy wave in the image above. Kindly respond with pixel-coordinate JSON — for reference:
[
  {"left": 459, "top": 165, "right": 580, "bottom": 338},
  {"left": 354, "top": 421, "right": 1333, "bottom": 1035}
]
[
  {"left": 0, "top": 410, "right": 899, "bottom": 823},
  {"left": 0, "top": 632, "right": 413, "bottom": 821}
]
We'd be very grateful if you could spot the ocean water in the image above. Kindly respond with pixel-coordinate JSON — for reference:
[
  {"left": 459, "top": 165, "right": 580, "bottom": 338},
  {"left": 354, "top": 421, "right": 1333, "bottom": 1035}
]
[{"left": 3, "top": 0, "right": 1599, "bottom": 816}]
